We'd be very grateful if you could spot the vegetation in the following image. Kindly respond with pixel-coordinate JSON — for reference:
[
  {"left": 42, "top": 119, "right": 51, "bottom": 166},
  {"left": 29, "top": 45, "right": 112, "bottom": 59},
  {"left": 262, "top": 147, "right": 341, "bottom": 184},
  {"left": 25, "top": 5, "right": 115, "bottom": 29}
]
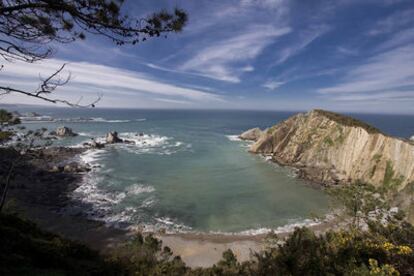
[
  {"left": 1, "top": 179, "right": 414, "bottom": 275},
  {"left": 383, "top": 161, "right": 405, "bottom": 191},
  {"left": 0, "top": 110, "right": 52, "bottom": 212},
  {"left": 313, "top": 109, "right": 382, "bottom": 134},
  {"left": 323, "top": 136, "right": 334, "bottom": 146},
  {"left": 0, "top": 212, "right": 122, "bottom": 275}
]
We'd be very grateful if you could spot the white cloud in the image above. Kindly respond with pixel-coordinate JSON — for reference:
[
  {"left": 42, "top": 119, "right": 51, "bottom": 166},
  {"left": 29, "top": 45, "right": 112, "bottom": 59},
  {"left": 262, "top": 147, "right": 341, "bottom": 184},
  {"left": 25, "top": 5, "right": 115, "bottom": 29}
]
[
  {"left": 241, "top": 65, "right": 255, "bottom": 72},
  {"left": 180, "top": 25, "right": 291, "bottom": 82},
  {"left": 318, "top": 45, "right": 414, "bottom": 94},
  {"left": 331, "top": 90, "right": 414, "bottom": 102},
  {"left": 337, "top": 46, "right": 358, "bottom": 56},
  {"left": 273, "top": 25, "right": 330, "bottom": 65},
  {"left": 241, "top": 0, "right": 288, "bottom": 10},
  {"left": 375, "top": 27, "right": 414, "bottom": 52},
  {"left": 263, "top": 80, "right": 285, "bottom": 90},
  {"left": 0, "top": 59, "right": 223, "bottom": 107},
  {"left": 154, "top": 98, "right": 192, "bottom": 105},
  {"left": 368, "top": 8, "right": 414, "bottom": 36}
]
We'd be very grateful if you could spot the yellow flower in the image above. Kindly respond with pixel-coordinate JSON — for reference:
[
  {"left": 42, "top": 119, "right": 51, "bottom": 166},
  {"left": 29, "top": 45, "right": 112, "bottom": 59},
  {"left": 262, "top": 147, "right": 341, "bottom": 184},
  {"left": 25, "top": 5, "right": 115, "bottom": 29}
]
[{"left": 396, "top": 245, "right": 412, "bottom": 255}]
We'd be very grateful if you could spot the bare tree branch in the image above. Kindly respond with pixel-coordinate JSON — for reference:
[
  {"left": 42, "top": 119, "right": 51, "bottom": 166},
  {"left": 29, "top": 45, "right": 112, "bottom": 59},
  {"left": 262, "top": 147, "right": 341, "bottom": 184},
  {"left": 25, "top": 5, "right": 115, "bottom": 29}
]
[{"left": 0, "top": 63, "right": 101, "bottom": 107}]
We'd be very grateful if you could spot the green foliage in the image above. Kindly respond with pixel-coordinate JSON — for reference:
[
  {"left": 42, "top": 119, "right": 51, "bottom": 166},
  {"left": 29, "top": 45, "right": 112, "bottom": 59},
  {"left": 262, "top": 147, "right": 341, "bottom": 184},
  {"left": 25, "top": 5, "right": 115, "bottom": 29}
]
[
  {"left": 2, "top": 178, "right": 414, "bottom": 275},
  {"left": 0, "top": 212, "right": 122, "bottom": 275},
  {"left": 323, "top": 136, "right": 334, "bottom": 146},
  {"left": 335, "top": 125, "right": 345, "bottom": 144},
  {"left": 0, "top": 1, "right": 188, "bottom": 62},
  {"left": 0, "top": 109, "right": 20, "bottom": 126},
  {"left": 314, "top": 109, "right": 382, "bottom": 134},
  {"left": 110, "top": 233, "right": 188, "bottom": 275},
  {"left": 328, "top": 181, "right": 391, "bottom": 230},
  {"left": 372, "top": 154, "right": 383, "bottom": 162},
  {"left": 383, "top": 161, "right": 404, "bottom": 191},
  {"left": 0, "top": 130, "right": 12, "bottom": 142}
]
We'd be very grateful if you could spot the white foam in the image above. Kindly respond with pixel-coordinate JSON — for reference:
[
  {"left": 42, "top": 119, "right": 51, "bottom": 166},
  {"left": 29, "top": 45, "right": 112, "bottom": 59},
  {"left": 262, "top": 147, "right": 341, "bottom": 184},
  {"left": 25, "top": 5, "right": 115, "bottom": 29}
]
[
  {"left": 126, "top": 184, "right": 155, "bottom": 195},
  {"left": 77, "top": 117, "right": 130, "bottom": 123},
  {"left": 114, "top": 132, "right": 189, "bottom": 155},
  {"left": 80, "top": 149, "right": 105, "bottom": 165},
  {"left": 226, "top": 135, "right": 242, "bottom": 141}
]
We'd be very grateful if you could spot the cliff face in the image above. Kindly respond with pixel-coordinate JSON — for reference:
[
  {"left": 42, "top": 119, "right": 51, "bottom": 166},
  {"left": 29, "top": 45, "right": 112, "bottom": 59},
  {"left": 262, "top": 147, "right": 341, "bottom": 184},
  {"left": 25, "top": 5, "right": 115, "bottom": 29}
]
[{"left": 245, "top": 110, "right": 414, "bottom": 190}]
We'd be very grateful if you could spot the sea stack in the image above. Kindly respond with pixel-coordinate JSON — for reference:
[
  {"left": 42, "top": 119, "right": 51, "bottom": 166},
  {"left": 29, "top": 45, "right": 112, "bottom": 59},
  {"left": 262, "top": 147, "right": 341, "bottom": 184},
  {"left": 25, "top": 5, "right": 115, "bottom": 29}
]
[
  {"left": 243, "top": 109, "right": 414, "bottom": 190},
  {"left": 54, "top": 126, "right": 78, "bottom": 137},
  {"left": 106, "top": 131, "right": 123, "bottom": 143}
]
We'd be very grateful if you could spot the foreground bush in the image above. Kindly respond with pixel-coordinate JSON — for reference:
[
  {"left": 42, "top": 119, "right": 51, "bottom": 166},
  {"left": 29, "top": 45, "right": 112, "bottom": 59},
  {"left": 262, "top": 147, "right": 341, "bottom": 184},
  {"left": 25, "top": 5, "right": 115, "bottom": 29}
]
[
  {"left": 0, "top": 213, "right": 122, "bottom": 275},
  {"left": 1, "top": 211, "right": 413, "bottom": 275}
]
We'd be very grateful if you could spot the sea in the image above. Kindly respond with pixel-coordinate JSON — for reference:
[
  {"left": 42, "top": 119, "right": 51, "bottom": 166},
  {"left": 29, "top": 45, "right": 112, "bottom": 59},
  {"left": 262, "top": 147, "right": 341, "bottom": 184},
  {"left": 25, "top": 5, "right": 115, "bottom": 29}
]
[{"left": 11, "top": 106, "right": 414, "bottom": 235}]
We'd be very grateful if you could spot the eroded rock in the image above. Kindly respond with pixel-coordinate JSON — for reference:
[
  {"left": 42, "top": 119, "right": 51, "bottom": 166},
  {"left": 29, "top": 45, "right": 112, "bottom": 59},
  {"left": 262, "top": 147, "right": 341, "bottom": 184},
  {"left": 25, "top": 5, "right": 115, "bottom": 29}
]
[
  {"left": 54, "top": 126, "right": 78, "bottom": 137},
  {"left": 239, "top": 128, "right": 262, "bottom": 141}
]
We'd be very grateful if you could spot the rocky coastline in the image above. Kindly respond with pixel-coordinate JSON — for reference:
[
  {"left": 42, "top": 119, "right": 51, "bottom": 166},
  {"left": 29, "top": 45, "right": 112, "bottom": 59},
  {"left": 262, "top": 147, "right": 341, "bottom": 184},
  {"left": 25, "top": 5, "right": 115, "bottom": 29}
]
[
  {"left": 240, "top": 109, "right": 414, "bottom": 188},
  {"left": 240, "top": 109, "right": 414, "bottom": 222}
]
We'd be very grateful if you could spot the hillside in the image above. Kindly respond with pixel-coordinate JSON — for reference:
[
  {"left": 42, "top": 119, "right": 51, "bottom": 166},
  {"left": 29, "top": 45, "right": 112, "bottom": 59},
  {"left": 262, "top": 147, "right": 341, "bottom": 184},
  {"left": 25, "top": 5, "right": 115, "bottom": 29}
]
[{"left": 241, "top": 109, "right": 414, "bottom": 192}]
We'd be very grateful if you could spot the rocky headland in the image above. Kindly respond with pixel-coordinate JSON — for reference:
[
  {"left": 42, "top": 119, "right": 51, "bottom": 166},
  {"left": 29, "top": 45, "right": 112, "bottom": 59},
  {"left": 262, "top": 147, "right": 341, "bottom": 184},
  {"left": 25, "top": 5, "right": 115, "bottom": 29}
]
[{"left": 241, "top": 110, "right": 414, "bottom": 189}]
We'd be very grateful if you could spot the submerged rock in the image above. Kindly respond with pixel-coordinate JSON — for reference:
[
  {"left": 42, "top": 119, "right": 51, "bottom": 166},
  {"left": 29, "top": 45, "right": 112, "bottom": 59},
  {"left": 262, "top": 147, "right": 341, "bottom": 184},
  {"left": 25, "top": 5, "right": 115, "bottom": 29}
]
[
  {"left": 239, "top": 127, "right": 262, "bottom": 141},
  {"left": 245, "top": 109, "right": 414, "bottom": 190},
  {"left": 53, "top": 126, "right": 78, "bottom": 137}
]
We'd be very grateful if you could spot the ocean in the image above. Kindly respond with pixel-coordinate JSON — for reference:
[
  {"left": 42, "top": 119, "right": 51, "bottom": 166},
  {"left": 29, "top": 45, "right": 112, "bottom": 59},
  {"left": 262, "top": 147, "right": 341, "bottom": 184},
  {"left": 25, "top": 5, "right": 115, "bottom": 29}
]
[{"left": 13, "top": 107, "right": 414, "bottom": 234}]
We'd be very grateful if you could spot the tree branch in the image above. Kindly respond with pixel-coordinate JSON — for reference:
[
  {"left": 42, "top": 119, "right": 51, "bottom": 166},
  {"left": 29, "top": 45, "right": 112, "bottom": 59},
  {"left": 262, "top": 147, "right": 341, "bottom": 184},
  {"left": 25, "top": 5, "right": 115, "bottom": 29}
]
[{"left": 0, "top": 64, "right": 101, "bottom": 107}]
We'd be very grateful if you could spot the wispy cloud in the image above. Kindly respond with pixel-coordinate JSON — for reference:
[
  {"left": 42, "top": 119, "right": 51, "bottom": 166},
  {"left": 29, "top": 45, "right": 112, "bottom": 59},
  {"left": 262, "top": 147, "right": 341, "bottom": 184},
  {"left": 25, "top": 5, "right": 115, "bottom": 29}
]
[
  {"left": 273, "top": 25, "right": 330, "bottom": 65},
  {"left": 318, "top": 45, "right": 414, "bottom": 94},
  {"left": 368, "top": 8, "right": 414, "bottom": 36},
  {"left": 180, "top": 25, "right": 291, "bottom": 82},
  {"left": 0, "top": 59, "right": 223, "bottom": 107},
  {"left": 241, "top": 0, "right": 288, "bottom": 10},
  {"left": 331, "top": 90, "right": 414, "bottom": 102},
  {"left": 375, "top": 27, "right": 414, "bottom": 52},
  {"left": 337, "top": 46, "right": 358, "bottom": 56},
  {"left": 263, "top": 80, "right": 285, "bottom": 90}
]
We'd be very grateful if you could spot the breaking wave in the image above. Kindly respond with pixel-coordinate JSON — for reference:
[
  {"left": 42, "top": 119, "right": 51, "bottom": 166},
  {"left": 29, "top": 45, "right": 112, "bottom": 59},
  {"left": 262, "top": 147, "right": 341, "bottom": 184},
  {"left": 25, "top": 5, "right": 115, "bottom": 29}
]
[{"left": 226, "top": 135, "right": 242, "bottom": 141}]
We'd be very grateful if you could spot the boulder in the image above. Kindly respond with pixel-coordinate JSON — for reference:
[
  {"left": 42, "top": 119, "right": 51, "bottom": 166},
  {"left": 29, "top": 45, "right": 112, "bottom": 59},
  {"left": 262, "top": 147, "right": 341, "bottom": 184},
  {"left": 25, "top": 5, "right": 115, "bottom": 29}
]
[
  {"left": 55, "top": 126, "right": 77, "bottom": 137},
  {"left": 63, "top": 162, "right": 90, "bottom": 173},
  {"left": 106, "top": 131, "right": 123, "bottom": 143},
  {"left": 49, "top": 165, "right": 61, "bottom": 173},
  {"left": 90, "top": 139, "right": 105, "bottom": 149},
  {"left": 239, "top": 127, "right": 262, "bottom": 141}
]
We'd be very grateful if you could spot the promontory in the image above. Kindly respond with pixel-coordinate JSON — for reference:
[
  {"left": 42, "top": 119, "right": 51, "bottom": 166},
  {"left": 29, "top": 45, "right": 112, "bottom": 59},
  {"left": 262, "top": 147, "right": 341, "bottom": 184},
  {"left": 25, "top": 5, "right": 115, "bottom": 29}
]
[{"left": 241, "top": 109, "right": 414, "bottom": 192}]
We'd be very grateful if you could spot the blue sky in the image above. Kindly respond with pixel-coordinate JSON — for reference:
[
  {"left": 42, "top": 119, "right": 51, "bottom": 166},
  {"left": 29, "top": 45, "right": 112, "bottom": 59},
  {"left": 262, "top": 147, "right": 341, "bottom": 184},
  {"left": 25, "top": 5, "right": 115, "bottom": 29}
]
[{"left": 1, "top": 0, "right": 414, "bottom": 113}]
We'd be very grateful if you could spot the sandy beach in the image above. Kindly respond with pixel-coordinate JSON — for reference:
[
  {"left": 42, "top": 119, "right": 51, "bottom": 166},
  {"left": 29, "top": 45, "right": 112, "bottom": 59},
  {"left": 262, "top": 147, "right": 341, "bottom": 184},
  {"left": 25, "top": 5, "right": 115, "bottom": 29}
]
[{"left": 3, "top": 145, "right": 341, "bottom": 268}]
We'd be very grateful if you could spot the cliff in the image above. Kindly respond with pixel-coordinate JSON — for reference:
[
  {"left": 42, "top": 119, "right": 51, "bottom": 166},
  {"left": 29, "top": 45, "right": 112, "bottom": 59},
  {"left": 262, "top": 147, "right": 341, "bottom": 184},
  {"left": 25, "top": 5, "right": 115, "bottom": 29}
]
[{"left": 242, "top": 109, "right": 414, "bottom": 191}]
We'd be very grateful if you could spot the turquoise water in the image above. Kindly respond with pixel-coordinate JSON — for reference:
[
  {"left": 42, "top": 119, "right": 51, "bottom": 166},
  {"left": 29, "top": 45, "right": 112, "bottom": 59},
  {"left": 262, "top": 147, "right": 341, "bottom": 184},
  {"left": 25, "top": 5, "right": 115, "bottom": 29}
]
[{"left": 16, "top": 108, "right": 414, "bottom": 233}]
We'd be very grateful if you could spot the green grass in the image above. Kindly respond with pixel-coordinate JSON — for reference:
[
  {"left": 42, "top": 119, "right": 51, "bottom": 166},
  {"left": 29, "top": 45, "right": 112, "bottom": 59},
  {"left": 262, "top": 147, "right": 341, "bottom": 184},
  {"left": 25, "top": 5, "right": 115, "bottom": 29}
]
[
  {"left": 313, "top": 109, "right": 382, "bottom": 134},
  {"left": 383, "top": 160, "right": 404, "bottom": 190}
]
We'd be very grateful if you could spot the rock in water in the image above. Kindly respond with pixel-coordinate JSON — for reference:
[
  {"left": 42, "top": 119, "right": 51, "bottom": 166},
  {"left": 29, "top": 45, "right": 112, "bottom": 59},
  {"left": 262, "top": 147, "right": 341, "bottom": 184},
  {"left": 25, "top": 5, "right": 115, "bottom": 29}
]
[
  {"left": 55, "top": 126, "right": 77, "bottom": 137},
  {"left": 106, "top": 131, "right": 123, "bottom": 143},
  {"left": 245, "top": 109, "right": 414, "bottom": 189},
  {"left": 239, "top": 128, "right": 262, "bottom": 141},
  {"left": 90, "top": 139, "right": 105, "bottom": 149}
]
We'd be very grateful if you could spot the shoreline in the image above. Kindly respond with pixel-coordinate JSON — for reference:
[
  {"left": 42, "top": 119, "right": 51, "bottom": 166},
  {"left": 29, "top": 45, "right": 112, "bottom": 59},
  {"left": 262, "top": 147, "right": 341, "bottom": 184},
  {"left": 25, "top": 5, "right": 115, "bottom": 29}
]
[{"left": 4, "top": 145, "right": 341, "bottom": 268}]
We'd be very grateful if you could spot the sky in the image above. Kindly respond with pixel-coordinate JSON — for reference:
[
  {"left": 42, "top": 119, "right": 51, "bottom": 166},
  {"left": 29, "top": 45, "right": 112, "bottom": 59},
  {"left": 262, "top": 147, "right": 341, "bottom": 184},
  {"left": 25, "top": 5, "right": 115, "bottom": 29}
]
[{"left": 1, "top": 0, "right": 414, "bottom": 114}]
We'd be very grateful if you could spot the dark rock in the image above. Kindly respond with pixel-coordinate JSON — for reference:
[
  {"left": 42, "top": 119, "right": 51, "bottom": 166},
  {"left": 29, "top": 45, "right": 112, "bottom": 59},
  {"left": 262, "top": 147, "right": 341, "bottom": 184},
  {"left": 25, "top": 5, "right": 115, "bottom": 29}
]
[
  {"left": 106, "top": 131, "right": 123, "bottom": 143},
  {"left": 55, "top": 126, "right": 78, "bottom": 137}
]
